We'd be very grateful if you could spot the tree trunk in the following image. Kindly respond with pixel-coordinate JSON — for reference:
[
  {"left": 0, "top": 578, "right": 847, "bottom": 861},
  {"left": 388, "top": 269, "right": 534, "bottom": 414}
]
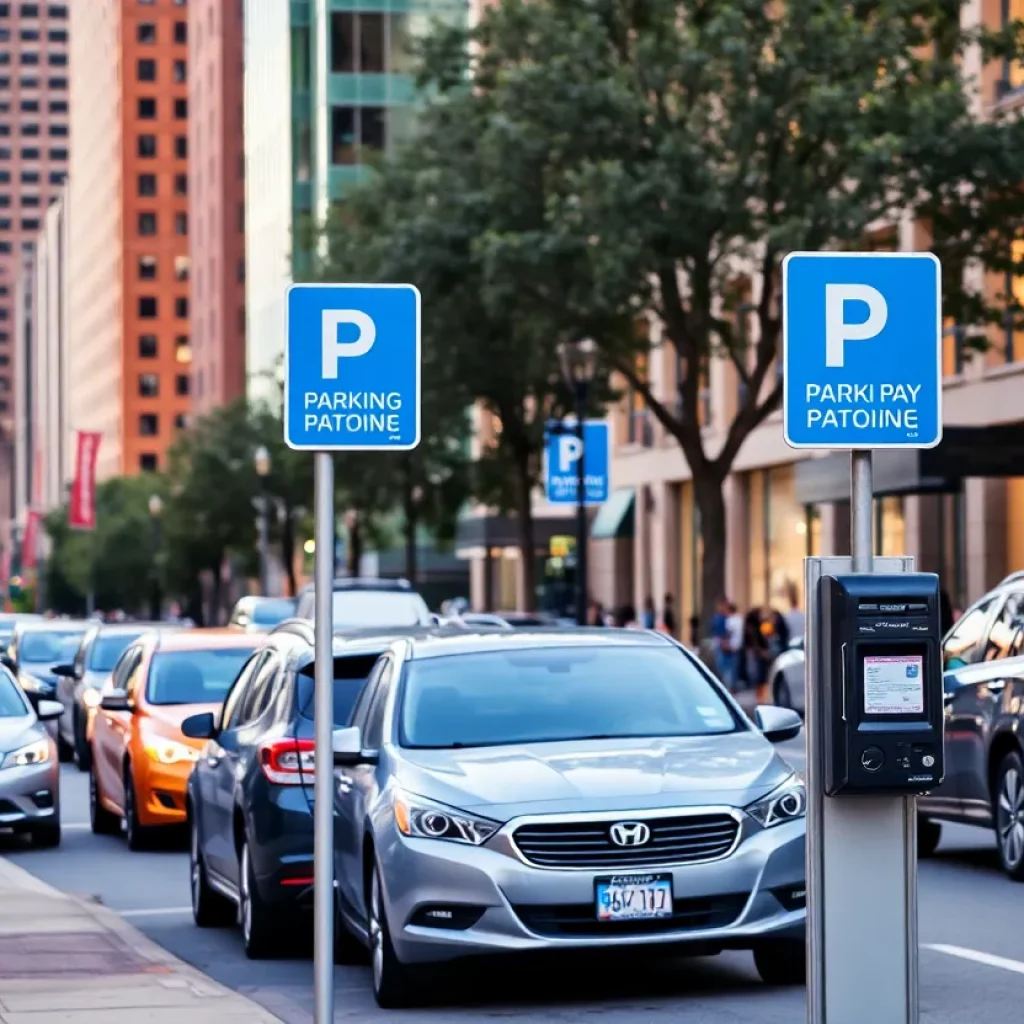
[
  {"left": 347, "top": 516, "right": 363, "bottom": 576},
  {"left": 402, "top": 460, "right": 418, "bottom": 586},
  {"left": 694, "top": 475, "right": 728, "bottom": 639},
  {"left": 281, "top": 505, "right": 297, "bottom": 597},
  {"left": 513, "top": 450, "right": 537, "bottom": 611}
]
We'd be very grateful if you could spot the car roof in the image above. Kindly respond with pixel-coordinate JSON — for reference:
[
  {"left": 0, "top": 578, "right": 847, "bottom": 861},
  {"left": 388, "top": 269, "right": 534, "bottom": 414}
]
[
  {"left": 301, "top": 577, "right": 415, "bottom": 594},
  {"left": 93, "top": 622, "right": 165, "bottom": 636},
  {"left": 15, "top": 620, "right": 90, "bottom": 634},
  {"left": 149, "top": 629, "right": 260, "bottom": 652},
  {"left": 404, "top": 627, "right": 672, "bottom": 660}
]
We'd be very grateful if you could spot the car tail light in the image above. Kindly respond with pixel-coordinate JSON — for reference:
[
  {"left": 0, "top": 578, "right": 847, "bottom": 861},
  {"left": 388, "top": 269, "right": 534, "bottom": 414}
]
[{"left": 259, "top": 738, "right": 316, "bottom": 785}]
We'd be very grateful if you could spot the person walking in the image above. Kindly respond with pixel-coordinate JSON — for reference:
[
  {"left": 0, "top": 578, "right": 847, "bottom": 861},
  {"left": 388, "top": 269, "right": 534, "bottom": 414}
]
[
  {"left": 662, "top": 594, "right": 677, "bottom": 636},
  {"left": 642, "top": 596, "right": 656, "bottom": 630},
  {"left": 711, "top": 596, "right": 738, "bottom": 689},
  {"left": 742, "top": 607, "right": 773, "bottom": 703}
]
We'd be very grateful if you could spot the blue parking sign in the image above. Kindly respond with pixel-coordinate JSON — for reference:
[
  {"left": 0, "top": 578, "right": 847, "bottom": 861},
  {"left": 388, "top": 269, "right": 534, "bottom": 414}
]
[
  {"left": 783, "top": 252, "right": 942, "bottom": 450},
  {"left": 544, "top": 420, "right": 610, "bottom": 506},
  {"left": 284, "top": 283, "right": 421, "bottom": 451}
]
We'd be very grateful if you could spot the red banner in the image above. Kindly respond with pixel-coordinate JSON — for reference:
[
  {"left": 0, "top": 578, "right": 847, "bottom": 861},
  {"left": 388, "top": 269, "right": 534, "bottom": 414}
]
[
  {"left": 69, "top": 431, "right": 102, "bottom": 530},
  {"left": 22, "top": 509, "right": 40, "bottom": 570}
]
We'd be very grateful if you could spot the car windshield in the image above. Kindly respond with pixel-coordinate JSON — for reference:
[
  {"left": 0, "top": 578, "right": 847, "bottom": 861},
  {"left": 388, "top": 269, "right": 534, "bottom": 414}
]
[
  {"left": 332, "top": 591, "right": 430, "bottom": 628},
  {"left": 146, "top": 648, "right": 256, "bottom": 705},
  {"left": 0, "top": 669, "right": 28, "bottom": 717},
  {"left": 400, "top": 645, "right": 741, "bottom": 749},
  {"left": 89, "top": 633, "right": 144, "bottom": 672},
  {"left": 296, "top": 653, "right": 384, "bottom": 726},
  {"left": 250, "top": 599, "right": 296, "bottom": 626},
  {"left": 19, "top": 631, "right": 86, "bottom": 664}
]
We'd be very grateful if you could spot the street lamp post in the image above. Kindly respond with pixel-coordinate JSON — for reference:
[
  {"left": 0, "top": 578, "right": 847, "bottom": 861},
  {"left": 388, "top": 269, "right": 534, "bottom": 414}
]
[
  {"left": 557, "top": 338, "right": 599, "bottom": 626},
  {"left": 148, "top": 494, "right": 163, "bottom": 620},
  {"left": 254, "top": 445, "right": 271, "bottom": 595}
]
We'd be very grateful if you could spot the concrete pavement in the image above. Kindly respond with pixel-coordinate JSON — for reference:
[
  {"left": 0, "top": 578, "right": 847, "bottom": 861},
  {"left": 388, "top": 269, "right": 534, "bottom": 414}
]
[{"left": 0, "top": 855, "right": 282, "bottom": 1024}]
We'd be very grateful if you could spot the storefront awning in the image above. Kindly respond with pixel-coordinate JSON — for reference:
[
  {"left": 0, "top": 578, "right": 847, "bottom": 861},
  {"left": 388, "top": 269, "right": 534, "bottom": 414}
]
[
  {"left": 795, "top": 423, "right": 1024, "bottom": 504},
  {"left": 590, "top": 488, "right": 636, "bottom": 540}
]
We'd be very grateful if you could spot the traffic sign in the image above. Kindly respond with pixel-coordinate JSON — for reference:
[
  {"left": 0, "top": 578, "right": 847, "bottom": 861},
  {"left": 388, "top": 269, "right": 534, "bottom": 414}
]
[
  {"left": 544, "top": 419, "right": 610, "bottom": 505},
  {"left": 284, "top": 283, "right": 421, "bottom": 451},
  {"left": 782, "top": 252, "right": 942, "bottom": 450}
]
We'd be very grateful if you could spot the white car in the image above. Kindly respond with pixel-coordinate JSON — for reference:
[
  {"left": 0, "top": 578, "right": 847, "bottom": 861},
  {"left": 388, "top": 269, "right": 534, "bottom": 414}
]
[{"left": 769, "top": 638, "right": 805, "bottom": 715}]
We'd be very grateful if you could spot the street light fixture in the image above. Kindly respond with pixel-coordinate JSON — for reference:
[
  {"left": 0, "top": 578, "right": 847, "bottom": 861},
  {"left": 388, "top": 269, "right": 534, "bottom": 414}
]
[
  {"left": 557, "top": 338, "right": 599, "bottom": 626},
  {"left": 148, "top": 494, "right": 163, "bottom": 620},
  {"left": 253, "top": 446, "right": 272, "bottom": 595}
]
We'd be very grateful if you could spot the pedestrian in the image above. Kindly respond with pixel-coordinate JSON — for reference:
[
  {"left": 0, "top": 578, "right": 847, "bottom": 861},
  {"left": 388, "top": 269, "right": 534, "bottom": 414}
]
[
  {"left": 741, "top": 607, "right": 772, "bottom": 701},
  {"left": 642, "top": 595, "right": 656, "bottom": 630},
  {"left": 662, "top": 593, "right": 677, "bottom": 636},
  {"left": 688, "top": 614, "right": 700, "bottom": 648},
  {"left": 782, "top": 582, "right": 805, "bottom": 642},
  {"left": 586, "top": 599, "right": 604, "bottom": 627},
  {"left": 711, "top": 596, "right": 738, "bottom": 689},
  {"left": 617, "top": 604, "right": 638, "bottom": 628}
]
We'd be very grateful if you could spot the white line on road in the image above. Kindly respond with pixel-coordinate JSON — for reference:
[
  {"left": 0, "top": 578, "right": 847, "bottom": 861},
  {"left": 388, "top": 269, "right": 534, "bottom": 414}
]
[
  {"left": 63, "top": 823, "right": 92, "bottom": 831},
  {"left": 926, "top": 944, "right": 1024, "bottom": 977},
  {"left": 118, "top": 907, "right": 193, "bottom": 918}
]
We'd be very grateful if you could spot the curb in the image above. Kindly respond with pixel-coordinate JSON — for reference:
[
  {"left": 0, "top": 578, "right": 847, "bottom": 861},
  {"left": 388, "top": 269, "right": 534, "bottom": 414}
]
[{"left": 0, "top": 856, "right": 284, "bottom": 1020}]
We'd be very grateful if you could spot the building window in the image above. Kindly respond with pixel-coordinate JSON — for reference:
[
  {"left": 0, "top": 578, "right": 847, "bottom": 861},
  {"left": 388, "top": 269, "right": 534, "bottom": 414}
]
[
  {"left": 20, "top": 147, "right": 39, "bottom": 160},
  {"left": 174, "top": 297, "right": 188, "bottom": 318},
  {"left": 138, "top": 255, "right": 157, "bottom": 280},
  {"left": 47, "top": 147, "right": 66, "bottom": 160},
  {"left": 20, "top": 217, "right": 37, "bottom": 231},
  {"left": 137, "top": 173, "right": 156, "bottom": 196},
  {"left": 174, "top": 173, "right": 187, "bottom": 196},
  {"left": 174, "top": 255, "right": 189, "bottom": 280},
  {"left": 175, "top": 374, "right": 190, "bottom": 396},
  {"left": 20, "top": 194, "right": 38, "bottom": 207},
  {"left": 138, "top": 297, "right": 158, "bottom": 319},
  {"left": 139, "top": 334, "right": 157, "bottom": 358},
  {"left": 19, "top": 76, "right": 38, "bottom": 89},
  {"left": 20, "top": 28, "right": 38, "bottom": 41},
  {"left": 49, "top": 99, "right": 67, "bottom": 114},
  {"left": 173, "top": 21, "right": 187, "bottom": 43},
  {"left": 174, "top": 413, "right": 188, "bottom": 430},
  {"left": 48, "top": 3, "right": 67, "bottom": 14},
  {"left": 174, "top": 97, "right": 187, "bottom": 118},
  {"left": 138, "top": 134, "right": 156, "bottom": 158},
  {"left": 330, "top": 13, "right": 386, "bottom": 74},
  {"left": 48, "top": 169, "right": 64, "bottom": 185},
  {"left": 174, "top": 135, "right": 187, "bottom": 158},
  {"left": 138, "top": 374, "right": 159, "bottom": 397},
  {"left": 137, "top": 58, "right": 156, "bottom": 82},
  {"left": 20, "top": 169, "right": 39, "bottom": 183},
  {"left": 138, "top": 97, "right": 156, "bottom": 119},
  {"left": 20, "top": 52, "right": 38, "bottom": 66},
  {"left": 139, "top": 413, "right": 158, "bottom": 436},
  {"left": 173, "top": 59, "right": 186, "bottom": 83},
  {"left": 20, "top": 99, "right": 38, "bottom": 112},
  {"left": 48, "top": 123, "right": 68, "bottom": 136},
  {"left": 47, "top": 52, "right": 67, "bottom": 67},
  {"left": 139, "top": 453, "right": 158, "bottom": 472},
  {"left": 138, "top": 22, "right": 156, "bottom": 44},
  {"left": 174, "top": 211, "right": 187, "bottom": 235},
  {"left": 138, "top": 212, "right": 157, "bottom": 235},
  {"left": 175, "top": 336, "right": 191, "bottom": 362},
  {"left": 47, "top": 28, "right": 67, "bottom": 42}
]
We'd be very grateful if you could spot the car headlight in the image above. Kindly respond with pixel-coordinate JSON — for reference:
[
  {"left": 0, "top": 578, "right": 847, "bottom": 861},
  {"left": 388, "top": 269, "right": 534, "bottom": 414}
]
[
  {"left": 393, "top": 790, "right": 500, "bottom": 846},
  {"left": 746, "top": 775, "right": 807, "bottom": 829},
  {"left": 82, "top": 688, "right": 102, "bottom": 709},
  {"left": 143, "top": 735, "right": 200, "bottom": 765},
  {"left": 1, "top": 738, "right": 50, "bottom": 770}
]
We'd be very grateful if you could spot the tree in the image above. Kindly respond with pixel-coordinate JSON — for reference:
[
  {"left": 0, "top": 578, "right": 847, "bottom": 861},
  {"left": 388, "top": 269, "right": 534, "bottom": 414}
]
[{"left": 415, "top": 0, "right": 1024, "bottom": 625}]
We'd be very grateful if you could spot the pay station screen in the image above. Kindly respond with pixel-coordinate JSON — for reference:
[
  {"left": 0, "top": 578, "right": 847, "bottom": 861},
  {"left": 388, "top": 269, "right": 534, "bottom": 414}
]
[{"left": 863, "top": 654, "right": 925, "bottom": 715}]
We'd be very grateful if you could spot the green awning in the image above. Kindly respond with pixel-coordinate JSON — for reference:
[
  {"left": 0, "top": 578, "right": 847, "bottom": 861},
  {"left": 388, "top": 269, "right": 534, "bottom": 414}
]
[{"left": 591, "top": 488, "right": 635, "bottom": 540}]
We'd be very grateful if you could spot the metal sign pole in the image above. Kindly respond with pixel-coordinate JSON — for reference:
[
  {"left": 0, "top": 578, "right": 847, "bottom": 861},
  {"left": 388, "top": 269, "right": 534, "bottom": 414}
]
[
  {"left": 851, "top": 452, "right": 873, "bottom": 572},
  {"left": 313, "top": 452, "right": 335, "bottom": 1023}
]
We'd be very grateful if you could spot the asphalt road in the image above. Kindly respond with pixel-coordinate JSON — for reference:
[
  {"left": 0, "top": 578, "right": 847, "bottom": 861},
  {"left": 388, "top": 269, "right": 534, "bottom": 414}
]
[{"left": 5, "top": 744, "right": 1024, "bottom": 1023}]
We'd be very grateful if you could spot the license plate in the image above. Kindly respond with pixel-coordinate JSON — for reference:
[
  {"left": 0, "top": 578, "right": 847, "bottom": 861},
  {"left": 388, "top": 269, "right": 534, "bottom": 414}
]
[{"left": 595, "top": 873, "right": 673, "bottom": 921}]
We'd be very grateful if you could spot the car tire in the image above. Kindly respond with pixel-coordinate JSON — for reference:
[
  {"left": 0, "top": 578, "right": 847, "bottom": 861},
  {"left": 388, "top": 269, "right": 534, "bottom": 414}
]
[
  {"left": 56, "top": 727, "right": 74, "bottom": 764},
  {"left": 369, "top": 863, "right": 420, "bottom": 1008},
  {"left": 239, "top": 837, "right": 281, "bottom": 959},
  {"left": 995, "top": 750, "right": 1024, "bottom": 880},
  {"left": 89, "top": 765, "right": 120, "bottom": 836},
  {"left": 773, "top": 674, "right": 793, "bottom": 710},
  {"left": 334, "top": 896, "right": 368, "bottom": 965},
  {"left": 753, "top": 941, "right": 806, "bottom": 986},
  {"left": 73, "top": 710, "right": 92, "bottom": 772},
  {"left": 30, "top": 822, "right": 61, "bottom": 848},
  {"left": 123, "top": 766, "right": 155, "bottom": 852},
  {"left": 918, "top": 817, "right": 941, "bottom": 858},
  {"left": 189, "top": 813, "right": 234, "bottom": 928}
]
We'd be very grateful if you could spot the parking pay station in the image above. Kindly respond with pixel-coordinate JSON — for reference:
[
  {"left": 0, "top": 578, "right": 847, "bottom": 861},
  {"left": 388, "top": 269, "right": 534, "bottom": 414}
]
[{"left": 783, "top": 251, "right": 944, "bottom": 1024}]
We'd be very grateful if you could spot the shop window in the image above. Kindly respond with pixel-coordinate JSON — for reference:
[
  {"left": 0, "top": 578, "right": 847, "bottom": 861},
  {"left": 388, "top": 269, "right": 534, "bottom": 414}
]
[
  {"left": 874, "top": 496, "right": 905, "bottom": 558},
  {"left": 140, "top": 453, "right": 158, "bottom": 472}
]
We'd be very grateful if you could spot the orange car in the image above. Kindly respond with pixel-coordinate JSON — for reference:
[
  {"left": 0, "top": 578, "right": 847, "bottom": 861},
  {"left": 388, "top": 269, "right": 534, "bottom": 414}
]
[{"left": 89, "top": 629, "right": 258, "bottom": 849}]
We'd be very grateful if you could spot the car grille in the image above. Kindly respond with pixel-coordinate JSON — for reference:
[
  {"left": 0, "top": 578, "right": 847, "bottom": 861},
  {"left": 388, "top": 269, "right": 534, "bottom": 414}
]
[
  {"left": 512, "top": 813, "right": 740, "bottom": 869},
  {"left": 513, "top": 893, "right": 748, "bottom": 938}
]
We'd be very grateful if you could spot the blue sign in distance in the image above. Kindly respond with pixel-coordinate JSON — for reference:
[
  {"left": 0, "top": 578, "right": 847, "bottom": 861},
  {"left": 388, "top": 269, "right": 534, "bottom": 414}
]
[
  {"left": 544, "top": 419, "right": 610, "bottom": 506},
  {"left": 783, "top": 252, "right": 942, "bottom": 450},
  {"left": 284, "top": 283, "right": 421, "bottom": 451}
]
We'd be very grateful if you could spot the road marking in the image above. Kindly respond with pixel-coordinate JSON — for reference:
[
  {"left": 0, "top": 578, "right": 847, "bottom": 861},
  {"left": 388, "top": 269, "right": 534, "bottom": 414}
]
[
  {"left": 926, "top": 944, "right": 1024, "bottom": 976},
  {"left": 119, "top": 907, "right": 193, "bottom": 918},
  {"left": 64, "top": 823, "right": 91, "bottom": 831}
]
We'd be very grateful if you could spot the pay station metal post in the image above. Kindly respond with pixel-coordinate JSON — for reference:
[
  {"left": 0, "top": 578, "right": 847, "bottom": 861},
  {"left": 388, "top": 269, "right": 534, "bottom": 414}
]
[{"left": 805, "top": 449, "right": 918, "bottom": 1024}]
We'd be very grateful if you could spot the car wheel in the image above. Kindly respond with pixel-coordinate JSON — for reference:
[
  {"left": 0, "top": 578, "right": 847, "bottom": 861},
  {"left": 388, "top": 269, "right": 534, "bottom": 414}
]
[
  {"left": 369, "top": 864, "right": 419, "bottom": 1008},
  {"left": 89, "top": 765, "right": 120, "bottom": 836},
  {"left": 918, "top": 817, "right": 941, "bottom": 858},
  {"left": 995, "top": 751, "right": 1024, "bottom": 880},
  {"left": 239, "top": 837, "right": 280, "bottom": 959},
  {"left": 73, "top": 711, "right": 91, "bottom": 772},
  {"left": 30, "top": 822, "right": 61, "bottom": 848},
  {"left": 753, "top": 941, "right": 806, "bottom": 986},
  {"left": 190, "top": 813, "right": 233, "bottom": 927},
  {"left": 774, "top": 674, "right": 793, "bottom": 709},
  {"left": 123, "top": 766, "right": 155, "bottom": 852}
]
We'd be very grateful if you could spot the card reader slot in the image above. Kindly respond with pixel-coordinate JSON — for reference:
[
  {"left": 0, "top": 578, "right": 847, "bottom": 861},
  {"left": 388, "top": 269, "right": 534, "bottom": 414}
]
[{"left": 840, "top": 642, "right": 847, "bottom": 722}]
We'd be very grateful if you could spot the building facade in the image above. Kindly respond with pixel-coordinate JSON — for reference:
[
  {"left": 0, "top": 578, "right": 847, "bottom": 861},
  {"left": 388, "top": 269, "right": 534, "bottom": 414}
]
[
  {"left": 244, "top": 0, "right": 465, "bottom": 400},
  {"left": 0, "top": 0, "right": 70, "bottom": 540},
  {"left": 188, "top": 0, "right": 245, "bottom": 416},
  {"left": 67, "top": 0, "right": 191, "bottom": 482}
]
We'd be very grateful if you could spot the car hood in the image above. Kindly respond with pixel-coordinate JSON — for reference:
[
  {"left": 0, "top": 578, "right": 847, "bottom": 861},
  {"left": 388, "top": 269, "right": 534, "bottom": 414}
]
[
  {"left": 395, "top": 732, "right": 794, "bottom": 821},
  {"left": 0, "top": 716, "right": 42, "bottom": 755},
  {"left": 143, "top": 703, "right": 221, "bottom": 747}
]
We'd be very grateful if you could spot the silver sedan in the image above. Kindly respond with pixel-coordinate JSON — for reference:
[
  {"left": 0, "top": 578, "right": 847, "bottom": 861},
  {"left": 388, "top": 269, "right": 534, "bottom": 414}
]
[
  {"left": 769, "top": 638, "right": 805, "bottom": 715},
  {"left": 0, "top": 664, "right": 62, "bottom": 846},
  {"left": 332, "top": 630, "right": 806, "bottom": 1009}
]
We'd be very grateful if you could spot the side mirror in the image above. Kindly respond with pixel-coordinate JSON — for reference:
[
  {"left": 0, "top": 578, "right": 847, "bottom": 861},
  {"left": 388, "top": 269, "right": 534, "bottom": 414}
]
[
  {"left": 36, "top": 699, "right": 65, "bottom": 722},
  {"left": 99, "top": 688, "right": 131, "bottom": 712},
  {"left": 755, "top": 704, "right": 803, "bottom": 743},
  {"left": 181, "top": 711, "right": 217, "bottom": 740},
  {"left": 333, "top": 725, "right": 376, "bottom": 766},
  {"left": 52, "top": 663, "right": 76, "bottom": 679}
]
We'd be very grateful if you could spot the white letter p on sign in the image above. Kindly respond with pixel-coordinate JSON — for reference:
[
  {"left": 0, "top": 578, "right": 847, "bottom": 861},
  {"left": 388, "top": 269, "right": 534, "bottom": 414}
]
[
  {"left": 322, "top": 309, "right": 376, "bottom": 379},
  {"left": 825, "top": 284, "right": 887, "bottom": 368},
  {"left": 558, "top": 436, "right": 583, "bottom": 473}
]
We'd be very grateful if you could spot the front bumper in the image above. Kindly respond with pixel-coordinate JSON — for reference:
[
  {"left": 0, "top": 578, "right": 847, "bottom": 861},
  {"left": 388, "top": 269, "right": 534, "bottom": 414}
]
[
  {"left": 0, "top": 757, "right": 60, "bottom": 831},
  {"left": 378, "top": 811, "right": 805, "bottom": 964},
  {"left": 133, "top": 755, "right": 193, "bottom": 827}
]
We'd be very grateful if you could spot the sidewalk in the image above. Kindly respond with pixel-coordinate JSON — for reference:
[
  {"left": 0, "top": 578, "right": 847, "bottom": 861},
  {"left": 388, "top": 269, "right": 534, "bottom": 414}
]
[{"left": 0, "top": 857, "right": 283, "bottom": 1023}]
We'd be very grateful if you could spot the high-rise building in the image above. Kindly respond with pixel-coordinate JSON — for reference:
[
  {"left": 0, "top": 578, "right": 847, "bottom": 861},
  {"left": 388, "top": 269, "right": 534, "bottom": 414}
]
[
  {"left": 189, "top": 0, "right": 245, "bottom": 416},
  {"left": 243, "top": 0, "right": 466, "bottom": 401},
  {"left": 0, "top": 1, "right": 71, "bottom": 541},
  {"left": 68, "top": 0, "right": 191, "bottom": 482}
]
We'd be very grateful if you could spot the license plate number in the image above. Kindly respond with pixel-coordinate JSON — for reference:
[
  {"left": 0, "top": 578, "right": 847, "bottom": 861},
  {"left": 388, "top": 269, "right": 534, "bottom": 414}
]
[{"left": 595, "top": 873, "right": 673, "bottom": 921}]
